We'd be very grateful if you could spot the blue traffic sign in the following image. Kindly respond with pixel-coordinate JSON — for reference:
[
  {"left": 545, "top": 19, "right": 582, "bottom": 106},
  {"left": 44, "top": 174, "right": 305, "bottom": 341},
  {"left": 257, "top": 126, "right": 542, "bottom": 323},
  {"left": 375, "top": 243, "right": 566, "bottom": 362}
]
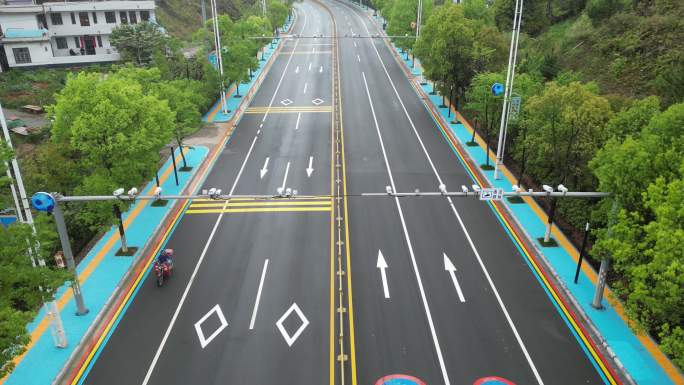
[
  {"left": 491, "top": 83, "right": 504, "bottom": 96},
  {"left": 375, "top": 374, "right": 426, "bottom": 385},
  {"left": 31, "top": 192, "right": 55, "bottom": 212}
]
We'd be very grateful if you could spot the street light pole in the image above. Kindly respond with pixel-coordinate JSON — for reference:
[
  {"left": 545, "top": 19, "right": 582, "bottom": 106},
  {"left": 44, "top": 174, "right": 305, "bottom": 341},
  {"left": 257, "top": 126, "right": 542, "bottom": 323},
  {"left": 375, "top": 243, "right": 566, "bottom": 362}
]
[
  {"left": 209, "top": 0, "right": 229, "bottom": 115},
  {"left": 493, "top": 0, "right": 523, "bottom": 180},
  {"left": 592, "top": 201, "right": 618, "bottom": 309},
  {"left": 2, "top": 102, "right": 69, "bottom": 345}
]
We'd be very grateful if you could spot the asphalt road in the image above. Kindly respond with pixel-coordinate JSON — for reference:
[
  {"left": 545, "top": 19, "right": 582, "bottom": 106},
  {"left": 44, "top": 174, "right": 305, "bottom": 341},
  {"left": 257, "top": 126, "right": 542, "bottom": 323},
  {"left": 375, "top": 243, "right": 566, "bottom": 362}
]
[{"left": 81, "top": 1, "right": 610, "bottom": 385}]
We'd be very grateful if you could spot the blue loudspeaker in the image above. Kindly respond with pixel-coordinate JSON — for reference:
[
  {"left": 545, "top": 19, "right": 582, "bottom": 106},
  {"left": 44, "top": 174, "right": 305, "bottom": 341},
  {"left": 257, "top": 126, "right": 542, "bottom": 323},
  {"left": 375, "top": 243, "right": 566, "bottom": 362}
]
[
  {"left": 31, "top": 192, "right": 55, "bottom": 212},
  {"left": 491, "top": 83, "right": 504, "bottom": 96}
]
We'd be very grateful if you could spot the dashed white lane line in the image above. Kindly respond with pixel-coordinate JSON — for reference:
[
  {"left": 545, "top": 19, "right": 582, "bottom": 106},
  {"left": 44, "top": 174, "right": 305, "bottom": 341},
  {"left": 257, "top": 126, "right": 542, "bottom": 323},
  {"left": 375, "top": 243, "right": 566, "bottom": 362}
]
[
  {"left": 295, "top": 112, "right": 302, "bottom": 130},
  {"left": 362, "top": 71, "right": 451, "bottom": 385},
  {"left": 249, "top": 259, "right": 269, "bottom": 330},
  {"left": 281, "top": 161, "right": 291, "bottom": 190},
  {"left": 295, "top": 65, "right": 300, "bottom": 73},
  {"left": 308, "top": 62, "right": 312, "bottom": 71},
  {"left": 354, "top": 6, "right": 545, "bottom": 384},
  {"left": 142, "top": 134, "right": 259, "bottom": 385},
  {"left": 303, "top": 82, "right": 308, "bottom": 94},
  {"left": 319, "top": 65, "right": 323, "bottom": 73},
  {"left": 357, "top": 54, "right": 360, "bottom": 62}
]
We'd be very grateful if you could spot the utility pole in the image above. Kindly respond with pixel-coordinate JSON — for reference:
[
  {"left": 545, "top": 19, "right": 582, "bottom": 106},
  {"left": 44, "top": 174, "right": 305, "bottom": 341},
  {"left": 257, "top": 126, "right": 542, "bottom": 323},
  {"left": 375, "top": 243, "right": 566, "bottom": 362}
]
[
  {"left": 201, "top": 0, "right": 207, "bottom": 23},
  {"left": 493, "top": 0, "right": 523, "bottom": 180},
  {"left": 592, "top": 201, "right": 618, "bottom": 309},
  {"left": 209, "top": 0, "right": 229, "bottom": 114},
  {"left": 1, "top": 102, "right": 68, "bottom": 346}
]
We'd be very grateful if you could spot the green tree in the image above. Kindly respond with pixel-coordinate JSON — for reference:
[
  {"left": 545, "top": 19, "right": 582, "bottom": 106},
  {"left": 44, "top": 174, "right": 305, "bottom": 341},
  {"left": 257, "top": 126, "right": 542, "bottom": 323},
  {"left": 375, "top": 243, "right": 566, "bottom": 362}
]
[
  {"left": 605, "top": 95, "right": 661, "bottom": 140},
  {"left": 49, "top": 72, "right": 174, "bottom": 229},
  {"left": 110, "top": 21, "right": 169, "bottom": 65},
  {"left": 267, "top": 0, "right": 289, "bottom": 31},
  {"left": 387, "top": 0, "right": 432, "bottom": 54}
]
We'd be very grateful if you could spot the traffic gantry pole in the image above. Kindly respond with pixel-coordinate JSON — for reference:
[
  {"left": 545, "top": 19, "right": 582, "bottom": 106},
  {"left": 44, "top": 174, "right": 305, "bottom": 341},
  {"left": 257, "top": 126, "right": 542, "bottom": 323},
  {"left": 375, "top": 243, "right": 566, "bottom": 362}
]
[{"left": 52, "top": 198, "right": 89, "bottom": 315}]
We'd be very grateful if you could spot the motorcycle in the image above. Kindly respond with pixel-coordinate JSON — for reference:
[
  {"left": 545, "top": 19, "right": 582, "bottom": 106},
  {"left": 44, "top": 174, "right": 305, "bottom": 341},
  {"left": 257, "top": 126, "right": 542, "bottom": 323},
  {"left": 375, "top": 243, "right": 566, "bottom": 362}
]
[{"left": 154, "top": 249, "right": 174, "bottom": 287}]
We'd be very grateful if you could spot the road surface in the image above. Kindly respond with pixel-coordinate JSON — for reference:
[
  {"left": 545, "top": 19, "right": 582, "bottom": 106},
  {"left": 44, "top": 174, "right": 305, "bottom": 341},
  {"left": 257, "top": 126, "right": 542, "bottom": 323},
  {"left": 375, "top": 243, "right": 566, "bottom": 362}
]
[{"left": 81, "top": 1, "right": 610, "bottom": 384}]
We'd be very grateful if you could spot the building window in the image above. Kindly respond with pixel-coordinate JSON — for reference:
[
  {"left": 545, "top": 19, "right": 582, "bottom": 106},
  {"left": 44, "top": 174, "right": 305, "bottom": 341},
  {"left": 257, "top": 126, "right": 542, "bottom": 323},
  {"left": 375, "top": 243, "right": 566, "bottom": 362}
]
[
  {"left": 119, "top": 11, "right": 128, "bottom": 24},
  {"left": 97, "top": 35, "right": 103, "bottom": 48},
  {"left": 92, "top": 12, "right": 98, "bottom": 24},
  {"left": 36, "top": 14, "right": 48, "bottom": 29},
  {"left": 74, "top": 37, "right": 80, "bottom": 48},
  {"left": 55, "top": 37, "right": 68, "bottom": 49},
  {"left": 105, "top": 11, "right": 116, "bottom": 23},
  {"left": 140, "top": 11, "right": 150, "bottom": 21},
  {"left": 50, "top": 13, "right": 63, "bottom": 25},
  {"left": 12, "top": 47, "right": 31, "bottom": 64},
  {"left": 70, "top": 12, "right": 76, "bottom": 24},
  {"left": 129, "top": 11, "right": 137, "bottom": 24},
  {"left": 79, "top": 12, "right": 90, "bottom": 26}
]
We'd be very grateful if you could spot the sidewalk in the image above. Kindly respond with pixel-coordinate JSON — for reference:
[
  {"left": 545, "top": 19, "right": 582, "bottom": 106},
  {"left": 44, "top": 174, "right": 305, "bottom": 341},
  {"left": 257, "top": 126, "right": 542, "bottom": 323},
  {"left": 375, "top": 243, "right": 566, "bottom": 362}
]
[
  {"left": 2, "top": 146, "right": 208, "bottom": 385},
  {"left": 204, "top": 17, "right": 295, "bottom": 123},
  {"left": 361, "top": 5, "right": 682, "bottom": 385}
]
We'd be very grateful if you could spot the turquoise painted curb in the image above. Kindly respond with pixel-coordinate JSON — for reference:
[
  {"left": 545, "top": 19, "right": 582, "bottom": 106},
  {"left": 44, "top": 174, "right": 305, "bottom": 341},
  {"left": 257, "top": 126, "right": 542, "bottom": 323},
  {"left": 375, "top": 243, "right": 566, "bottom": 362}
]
[{"left": 5, "top": 146, "right": 209, "bottom": 385}]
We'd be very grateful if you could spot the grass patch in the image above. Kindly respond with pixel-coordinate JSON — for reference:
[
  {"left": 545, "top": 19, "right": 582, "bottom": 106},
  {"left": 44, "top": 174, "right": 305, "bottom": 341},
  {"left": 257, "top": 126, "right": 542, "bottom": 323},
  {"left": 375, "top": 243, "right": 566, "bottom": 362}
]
[
  {"left": 115, "top": 246, "right": 139, "bottom": 256},
  {"left": 151, "top": 199, "right": 169, "bottom": 207},
  {"left": 537, "top": 237, "right": 558, "bottom": 247},
  {"left": 506, "top": 196, "right": 525, "bottom": 204}
]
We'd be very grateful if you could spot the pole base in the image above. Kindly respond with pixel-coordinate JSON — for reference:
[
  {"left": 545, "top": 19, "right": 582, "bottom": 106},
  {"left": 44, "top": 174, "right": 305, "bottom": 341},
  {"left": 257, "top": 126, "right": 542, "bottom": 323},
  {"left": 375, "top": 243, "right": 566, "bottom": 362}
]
[{"left": 76, "top": 308, "right": 90, "bottom": 316}]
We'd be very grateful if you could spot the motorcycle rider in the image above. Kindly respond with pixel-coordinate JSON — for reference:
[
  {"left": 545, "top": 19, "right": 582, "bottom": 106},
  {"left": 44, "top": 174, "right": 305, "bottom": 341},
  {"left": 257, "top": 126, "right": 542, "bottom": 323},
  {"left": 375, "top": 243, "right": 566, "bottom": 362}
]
[{"left": 157, "top": 249, "right": 173, "bottom": 269}]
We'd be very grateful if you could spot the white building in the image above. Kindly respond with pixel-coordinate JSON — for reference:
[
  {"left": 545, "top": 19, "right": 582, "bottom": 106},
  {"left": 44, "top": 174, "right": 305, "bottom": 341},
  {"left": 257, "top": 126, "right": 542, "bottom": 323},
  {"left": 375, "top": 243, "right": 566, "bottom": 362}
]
[{"left": 0, "top": 0, "right": 156, "bottom": 70}]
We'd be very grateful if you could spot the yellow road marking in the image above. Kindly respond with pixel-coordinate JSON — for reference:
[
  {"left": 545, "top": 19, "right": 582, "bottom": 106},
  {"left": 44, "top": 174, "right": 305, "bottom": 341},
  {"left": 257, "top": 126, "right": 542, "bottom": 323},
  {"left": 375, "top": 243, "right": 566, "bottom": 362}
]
[
  {"left": 246, "top": 107, "right": 332, "bottom": 113},
  {"left": 192, "top": 196, "right": 331, "bottom": 202},
  {"left": 185, "top": 207, "right": 332, "bottom": 214},
  {"left": 190, "top": 200, "right": 331, "bottom": 208},
  {"left": 279, "top": 51, "right": 333, "bottom": 54}
]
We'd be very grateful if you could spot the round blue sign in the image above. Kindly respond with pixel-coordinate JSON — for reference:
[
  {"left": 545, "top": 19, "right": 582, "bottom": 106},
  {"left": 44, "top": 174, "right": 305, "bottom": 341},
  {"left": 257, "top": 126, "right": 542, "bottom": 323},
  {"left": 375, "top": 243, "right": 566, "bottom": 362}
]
[
  {"left": 474, "top": 376, "right": 517, "bottom": 385},
  {"left": 491, "top": 83, "right": 505, "bottom": 96},
  {"left": 375, "top": 374, "right": 426, "bottom": 385},
  {"left": 31, "top": 192, "right": 55, "bottom": 212}
]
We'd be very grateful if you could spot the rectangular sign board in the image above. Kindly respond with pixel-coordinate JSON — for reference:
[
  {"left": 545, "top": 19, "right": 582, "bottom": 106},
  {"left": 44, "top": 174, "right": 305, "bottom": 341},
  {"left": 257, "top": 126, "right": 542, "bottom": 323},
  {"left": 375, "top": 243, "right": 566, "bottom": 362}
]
[{"left": 479, "top": 188, "right": 504, "bottom": 201}]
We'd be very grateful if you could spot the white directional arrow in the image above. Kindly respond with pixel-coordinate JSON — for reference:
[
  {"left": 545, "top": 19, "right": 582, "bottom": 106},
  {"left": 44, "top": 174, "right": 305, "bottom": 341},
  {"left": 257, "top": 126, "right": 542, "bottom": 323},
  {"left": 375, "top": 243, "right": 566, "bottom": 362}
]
[
  {"left": 443, "top": 253, "right": 466, "bottom": 303},
  {"left": 306, "top": 156, "right": 314, "bottom": 177},
  {"left": 260, "top": 157, "right": 269, "bottom": 179},
  {"left": 377, "top": 250, "right": 390, "bottom": 299}
]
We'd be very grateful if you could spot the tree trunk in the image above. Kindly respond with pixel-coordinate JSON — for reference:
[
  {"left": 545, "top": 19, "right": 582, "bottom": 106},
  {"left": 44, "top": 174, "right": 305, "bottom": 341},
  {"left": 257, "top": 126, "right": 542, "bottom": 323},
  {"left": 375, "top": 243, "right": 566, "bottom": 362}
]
[
  {"left": 177, "top": 138, "right": 188, "bottom": 168},
  {"left": 544, "top": 197, "right": 557, "bottom": 243}
]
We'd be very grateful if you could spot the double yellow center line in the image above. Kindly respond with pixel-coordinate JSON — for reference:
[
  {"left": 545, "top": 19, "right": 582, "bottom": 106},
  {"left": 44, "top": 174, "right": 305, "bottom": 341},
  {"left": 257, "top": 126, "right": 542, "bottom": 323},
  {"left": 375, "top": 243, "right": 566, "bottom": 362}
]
[{"left": 185, "top": 198, "right": 333, "bottom": 214}]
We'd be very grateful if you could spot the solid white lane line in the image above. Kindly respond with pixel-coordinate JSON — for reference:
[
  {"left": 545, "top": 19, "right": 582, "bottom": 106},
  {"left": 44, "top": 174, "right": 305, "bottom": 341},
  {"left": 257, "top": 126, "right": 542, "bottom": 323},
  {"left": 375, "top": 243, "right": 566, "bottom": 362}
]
[
  {"left": 295, "top": 112, "right": 302, "bottom": 130},
  {"left": 142, "top": 134, "right": 259, "bottom": 385},
  {"left": 281, "top": 161, "right": 291, "bottom": 190},
  {"left": 362, "top": 72, "right": 451, "bottom": 385},
  {"left": 443, "top": 253, "right": 465, "bottom": 303},
  {"left": 249, "top": 259, "right": 269, "bottom": 330},
  {"left": 354, "top": 8, "right": 544, "bottom": 385},
  {"left": 303, "top": 82, "right": 308, "bottom": 94},
  {"left": 262, "top": 5, "right": 307, "bottom": 123}
]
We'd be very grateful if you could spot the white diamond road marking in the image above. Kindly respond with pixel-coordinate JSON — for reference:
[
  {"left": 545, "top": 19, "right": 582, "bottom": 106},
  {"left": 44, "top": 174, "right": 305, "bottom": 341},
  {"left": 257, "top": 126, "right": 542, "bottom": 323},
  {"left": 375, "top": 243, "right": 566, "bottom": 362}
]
[
  {"left": 312, "top": 98, "right": 324, "bottom": 106},
  {"left": 280, "top": 98, "right": 293, "bottom": 106},
  {"left": 276, "top": 302, "right": 310, "bottom": 347},
  {"left": 194, "top": 304, "right": 228, "bottom": 349}
]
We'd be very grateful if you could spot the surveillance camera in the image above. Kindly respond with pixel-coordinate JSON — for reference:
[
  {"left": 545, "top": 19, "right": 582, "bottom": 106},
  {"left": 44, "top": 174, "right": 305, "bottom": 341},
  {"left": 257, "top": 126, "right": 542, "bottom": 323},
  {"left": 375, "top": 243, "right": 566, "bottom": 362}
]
[
  {"left": 276, "top": 187, "right": 284, "bottom": 196},
  {"left": 512, "top": 184, "right": 519, "bottom": 192},
  {"left": 285, "top": 188, "right": 292, "bottom": 197},
  {"left": 215, "top": 189, "right": 222, "bottom": 196},
  {"left": 127, "top": 187, "right": 138, "bottom": 196},
  {"left": 542, "top": 185, "right": 554, "bottom": 193},
  {"left": 208, "top": 188, "right": 217, "bottom": 196},
  {"left": 154, "top": 187, "right": 162, "bottom": 196},
  {"left": 557, "top": 184, "right": 568, "bottom": 193},
  {"left": 439, "top": 184, "right": 447, "bottom": 194},
  {"left": 386, "top": 185, "right": 393, "bottom": 195},
  {"left": 292, "top": 189, "right": 298, "bottom": 196},
  {"left": 461, "top": 185, "right": 469, "bottom": 193},
  {"left": 472, "top": 184, "right": 481, "bottom": 192},
  {"left": 113, "top": 188, "right": 125, "bottom": 196}
]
